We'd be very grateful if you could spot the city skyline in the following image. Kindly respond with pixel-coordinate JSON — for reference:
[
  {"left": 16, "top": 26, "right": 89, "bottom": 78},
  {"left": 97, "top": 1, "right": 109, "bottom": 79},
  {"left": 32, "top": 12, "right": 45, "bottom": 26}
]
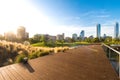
[
  {"left": 1, "top": 22, "right": 120, "bottom": 38},
  {"left": 0, "top": 0, "right": 120, "bottom": 37}
]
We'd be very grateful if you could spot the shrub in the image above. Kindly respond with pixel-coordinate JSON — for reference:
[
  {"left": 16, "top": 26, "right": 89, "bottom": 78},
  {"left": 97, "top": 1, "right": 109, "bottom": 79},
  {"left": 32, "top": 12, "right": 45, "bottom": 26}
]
[
  {"left": 0, "top": 40, "right": 70, "bottom": 66},
  {"left": 29, "top": 52, "right": 38, "bottom": 59},
  {"left": 39, "top": 51, "right": 49, "bottom": 57},
  {"left": 36, "top": 52, "right": 42, "bottom": 57},
  {"left": 49, "top": 49, "right": 54, "bottom": 53},
  {"left": 15, "top": 54, "right": 26, "bottom": 63}
]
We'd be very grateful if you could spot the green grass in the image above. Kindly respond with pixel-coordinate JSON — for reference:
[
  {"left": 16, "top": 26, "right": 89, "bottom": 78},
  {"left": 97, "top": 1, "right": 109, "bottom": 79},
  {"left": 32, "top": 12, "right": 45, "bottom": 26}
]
[
  {"left": 32, "top": 42, "right": 45, "bottom": 47},
  {"left": 75, "top": 42, "right": 90, "bottom": 44},
  {"left": 104, "top": 41, "right": 120, "bottom": 46},
  {"left": 31, "top": 42, "right": 90, "bottom": 47}
]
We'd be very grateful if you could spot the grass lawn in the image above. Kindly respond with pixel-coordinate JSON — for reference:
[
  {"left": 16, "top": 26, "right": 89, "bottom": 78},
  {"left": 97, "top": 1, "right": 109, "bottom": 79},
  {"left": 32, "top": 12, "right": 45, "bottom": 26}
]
[
  {"left": 32, "top": 42, "right": 45, "bottom": 47},
  {"left": 31, "top": 42, "right": 90, "bottom": 47}
]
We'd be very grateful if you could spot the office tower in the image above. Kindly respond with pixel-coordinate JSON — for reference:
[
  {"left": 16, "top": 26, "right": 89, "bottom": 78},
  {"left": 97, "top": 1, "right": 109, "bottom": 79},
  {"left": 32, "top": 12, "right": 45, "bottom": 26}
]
[
  {"left": 103, "top": 34, "right": 106, "bottom": 39},
  {"left": 114, "top": 22, "right": 119, "bottom": 39},
  {"left": 80, "top": 30, "right": 85, "bottom": 40},
  {"left": 96, "top": 24, "right": 101, "bottom": 39},
  {"left": 56, "top": 33, "right": 64, "bottom": 40},
  {"left": 4, "top": 32, "right": 16, "bottom": 41},
  {"left": 72, "top": 33, "right": 77, "bottom": 40},
  {"left": 17, "top": 26, "right": 29, "bottom": 40}
]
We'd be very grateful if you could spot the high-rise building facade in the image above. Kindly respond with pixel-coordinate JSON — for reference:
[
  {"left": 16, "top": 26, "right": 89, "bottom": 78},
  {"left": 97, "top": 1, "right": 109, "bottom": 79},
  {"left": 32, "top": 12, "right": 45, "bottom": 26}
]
[
  {"left": 80, "top": 30, "right": 85, "bottom": 40},
  {"left": 56, "top": 33, "right": 64, "bottom": 40},
  {"left": 25, "top": 32, "right": 29, "bottom": 39},
  {"left": 72, "top": 33, "right": 77, "bottom": 40},
  {"left": 4, "top": 32, "right": 16, "bottom": 41},
  {"left": 96, "top": 24, "right": 101, "bottom": 39},
  {"left": 17, "top": 26, "right": 25, "bottom": 39},
  {"left": 103, "top": 34, "right": 106, "bottom": 39},
  {"left": 114, "top": 22, "right": 119, "bottom": 39},
  {"left": 17, "top": 26, "right": 29, "bottom": 40}
]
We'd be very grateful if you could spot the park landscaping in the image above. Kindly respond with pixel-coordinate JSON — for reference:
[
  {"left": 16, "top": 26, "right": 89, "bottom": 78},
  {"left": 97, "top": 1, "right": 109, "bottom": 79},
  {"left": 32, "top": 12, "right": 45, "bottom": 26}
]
[{"left": 0, "top": 40, "right": 69, "bottom": 67}]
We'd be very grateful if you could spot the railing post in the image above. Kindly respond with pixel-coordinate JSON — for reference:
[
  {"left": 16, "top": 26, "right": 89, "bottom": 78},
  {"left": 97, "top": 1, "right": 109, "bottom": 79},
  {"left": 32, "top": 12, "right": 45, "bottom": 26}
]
[
  {"left": 109, "top": 49, "right": 111, "bottom": 59},
  {"left": 118, "top": 54, "right": 120, "bottom": 78}
]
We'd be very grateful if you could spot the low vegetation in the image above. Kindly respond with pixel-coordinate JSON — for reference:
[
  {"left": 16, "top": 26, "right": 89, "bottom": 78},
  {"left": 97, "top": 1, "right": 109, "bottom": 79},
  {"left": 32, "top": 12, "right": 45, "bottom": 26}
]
[
  {"left": 32, "top": 41, "right": 90, "bottom": 47},
  {"left": 0, "top": 40, "right": 70, "bottom": 67}
]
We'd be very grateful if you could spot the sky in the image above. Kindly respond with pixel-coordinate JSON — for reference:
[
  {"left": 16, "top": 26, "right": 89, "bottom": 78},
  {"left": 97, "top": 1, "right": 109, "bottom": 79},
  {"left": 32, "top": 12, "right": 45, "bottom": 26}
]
[{"left": 0, "top": 0, "right": 120, "bottom": 37}]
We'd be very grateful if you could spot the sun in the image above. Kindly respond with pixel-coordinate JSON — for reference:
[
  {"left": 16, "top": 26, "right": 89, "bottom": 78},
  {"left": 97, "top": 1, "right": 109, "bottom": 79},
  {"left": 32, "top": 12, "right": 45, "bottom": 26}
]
[{"left": 0, "top": 0, "right": 51, "bottom": 37}]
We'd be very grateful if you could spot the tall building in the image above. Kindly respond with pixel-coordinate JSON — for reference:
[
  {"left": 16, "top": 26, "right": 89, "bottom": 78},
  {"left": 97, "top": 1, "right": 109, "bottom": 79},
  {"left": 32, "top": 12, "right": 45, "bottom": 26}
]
[
  {"left": 103, "top": 34, "right": 106, "bottom": 39},
  {"left": 80, "top": 30, "right": 85, "bottom": 40},
  {"left": 89, "top": 35, "right": 94, "bottom": 39},
  {"left": 56, "top": 33, "right": 64, "bottom": 40},
  {"left": 17, "top": 26, "right": 26, "bottom": 39},
  {"left": 72, "top": 33, "right": 77, "bottom": 40},
  {"left": 65, "top": 37, "right": 71, "bottom": 42},
  {"left": 17, "top": 26, "right": 29, "bottom": 40},
  {"left": 25, "top": 32, "right": 29, "bottom": 39},
  {"left": 4, "top": 32, "right": 16, "bottom": 41},
  {"left": 96, "top": 24, "right": 101, "bottom": 39},
  {"left": 114, "top": 22, "right": 119, "bottom": 39},
  {"left": 48, "top": 36, "right": 56, "bottom": 41}
]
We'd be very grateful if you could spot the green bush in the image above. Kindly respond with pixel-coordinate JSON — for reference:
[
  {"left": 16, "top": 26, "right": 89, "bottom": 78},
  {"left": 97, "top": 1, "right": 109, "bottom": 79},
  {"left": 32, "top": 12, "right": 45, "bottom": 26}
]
[
  {"left": 39, "top": 51, "right": 49, "bottom": 57},
  {"left": 15, "top": 54, "right": 26, "bottom": 63},
  {"left": 29, "top": 52, "right": 38, "bottom": 59},
  {"left": 28, "top": 51, "right": 49, "bottom": 59}
]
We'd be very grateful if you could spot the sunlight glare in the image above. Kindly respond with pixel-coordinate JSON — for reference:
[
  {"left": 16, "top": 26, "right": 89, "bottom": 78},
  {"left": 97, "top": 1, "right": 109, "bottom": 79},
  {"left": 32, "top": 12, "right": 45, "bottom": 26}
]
[{"left": 0, "top": 0, "right": 51, "bottom": 36}]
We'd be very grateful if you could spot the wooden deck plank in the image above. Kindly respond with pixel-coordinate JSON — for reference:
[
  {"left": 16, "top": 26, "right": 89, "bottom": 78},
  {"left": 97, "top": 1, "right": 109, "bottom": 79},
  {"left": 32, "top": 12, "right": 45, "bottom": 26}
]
[
  {"left": 7, "top": 66, "right": 24, "bottom": 80},
  {"left": 3, "top": 67, "right": 16, "bottom": 80},
  {"left": 32, "top": 59, "right": 73, "bottom": 79},
  {"left": 10, "top": 65, "right": 32, "bottom": 80},
  {"left": 31, "top": 58, "right": 64, "bottom": 79},
  {"left": 26, "top": 61, "right": 51, "bottom": 80},
  {"left": 1, "top": 68, "right": 11, "bottom": 80},
  {"left": 10, "top": 63, "right": 44, "bottom": 80},
  {"left": 0, "top": 72, "right": 5, "bottom": 80}
]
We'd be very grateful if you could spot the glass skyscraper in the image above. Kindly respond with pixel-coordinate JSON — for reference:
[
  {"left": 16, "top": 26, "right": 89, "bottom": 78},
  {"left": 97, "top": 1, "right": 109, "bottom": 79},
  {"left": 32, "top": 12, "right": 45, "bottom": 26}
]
[
  {"left": 114, "top": 22, "right": 119, "bottom": 39},
  {"left": 80, "top": 30, "right": 85, "bottom": 40},
  {"left": 72, "top": 33, "right": 77, "bottom": 40},
  {"left": 96, "top": 24, "right": 101, "bottom": 39}
]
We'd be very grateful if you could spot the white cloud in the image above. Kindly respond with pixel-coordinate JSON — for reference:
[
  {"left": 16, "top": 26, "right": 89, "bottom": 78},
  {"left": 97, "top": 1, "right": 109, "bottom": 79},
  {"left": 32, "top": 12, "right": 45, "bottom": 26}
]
[
  {"left": 96, "top": 15, "right": 110, "bottom": 18},
  {"left": 82, "top": 9, "right": 110, "bottom": 19}
]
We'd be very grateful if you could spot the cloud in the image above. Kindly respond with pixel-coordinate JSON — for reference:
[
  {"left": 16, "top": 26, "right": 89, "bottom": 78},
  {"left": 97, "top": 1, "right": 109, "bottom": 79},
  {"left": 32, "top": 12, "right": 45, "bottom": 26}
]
[
  {"left": 96, "top": 15, "right": 110, "bottom": 18},
  {"left": 81, "top": 9, "right": 110, "bottom": 18}
]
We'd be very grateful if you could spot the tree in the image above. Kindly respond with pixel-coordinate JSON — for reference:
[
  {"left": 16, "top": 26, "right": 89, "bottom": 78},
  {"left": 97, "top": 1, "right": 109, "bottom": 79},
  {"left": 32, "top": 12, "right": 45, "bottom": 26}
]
[
  {"left": 93, "top": 38, "right": 100, "bottom": 43},
  {"left": 46, "top": 40, "right": 56, "bottom": 47},
  {"left": 29, "top": 38, "right": 38, "bottom": 44},
  {"left": 104, "top": 37, "right": 112, "bottom": 43},
  {"left": 33, "top": 34, "right": 41, "bottom": 42},
  {"left": 40, "top": 35, "right": 47, "bottom": 46}
]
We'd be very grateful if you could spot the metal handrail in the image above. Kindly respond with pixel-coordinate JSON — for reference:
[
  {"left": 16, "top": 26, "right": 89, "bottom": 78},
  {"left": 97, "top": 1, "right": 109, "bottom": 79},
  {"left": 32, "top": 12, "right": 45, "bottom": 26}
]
[
  {"left": 102, "top": 43, "right": 120, "bottom": 78},
  {"left": 102, "top": 43, "right": 120, "bottom": 55}
]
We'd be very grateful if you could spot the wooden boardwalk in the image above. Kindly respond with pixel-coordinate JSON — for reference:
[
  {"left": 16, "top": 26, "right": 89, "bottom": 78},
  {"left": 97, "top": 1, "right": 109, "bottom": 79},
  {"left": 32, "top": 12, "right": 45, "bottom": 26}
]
[{"left": 0, "top": 45, "right": 119, "bottom": 80}]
